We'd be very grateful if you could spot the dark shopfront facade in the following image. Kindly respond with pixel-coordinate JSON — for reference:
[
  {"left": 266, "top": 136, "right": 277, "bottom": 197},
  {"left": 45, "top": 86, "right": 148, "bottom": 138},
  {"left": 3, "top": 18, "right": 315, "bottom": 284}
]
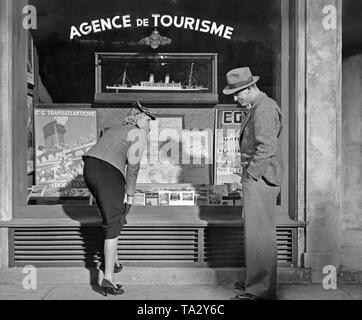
[{"left": 0, "top": 0, "right": 343, "bottom": 283}]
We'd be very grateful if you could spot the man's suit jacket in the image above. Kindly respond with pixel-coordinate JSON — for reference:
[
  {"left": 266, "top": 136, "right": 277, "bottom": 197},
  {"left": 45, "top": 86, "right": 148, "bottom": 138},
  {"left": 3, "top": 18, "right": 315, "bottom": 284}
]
[{"left": 240, "top": 92, "right": 283, "bottom": 186}]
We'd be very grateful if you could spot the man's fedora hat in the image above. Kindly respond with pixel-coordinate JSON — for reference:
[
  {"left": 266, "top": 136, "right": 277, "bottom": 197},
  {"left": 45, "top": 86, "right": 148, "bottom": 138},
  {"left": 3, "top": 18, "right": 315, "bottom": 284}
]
[
  {"left": 133, "top": 100, "right": 156, "bottom": 120},
  {"left": 223, "top": 67, "right": 260, "bottom": 95}
]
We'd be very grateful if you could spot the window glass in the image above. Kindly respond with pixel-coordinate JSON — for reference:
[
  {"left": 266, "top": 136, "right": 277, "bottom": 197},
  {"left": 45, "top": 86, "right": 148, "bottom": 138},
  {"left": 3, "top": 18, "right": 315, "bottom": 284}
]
[{"left": 30, "top": 0, "right": 281, "bottom": 104}]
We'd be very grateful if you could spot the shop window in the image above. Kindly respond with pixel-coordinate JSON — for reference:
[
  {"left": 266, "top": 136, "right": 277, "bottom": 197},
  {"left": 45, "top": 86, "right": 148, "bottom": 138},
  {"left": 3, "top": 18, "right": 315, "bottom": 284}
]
[{"left": 18, "top": 0, "right": 294, "bottom": 220}]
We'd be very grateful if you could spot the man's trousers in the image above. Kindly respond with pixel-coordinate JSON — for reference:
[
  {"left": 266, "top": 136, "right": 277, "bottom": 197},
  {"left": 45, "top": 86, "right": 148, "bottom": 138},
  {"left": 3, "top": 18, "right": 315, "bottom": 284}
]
[{"left": 242, "top": 176, "right": 280, "bottom": 299}]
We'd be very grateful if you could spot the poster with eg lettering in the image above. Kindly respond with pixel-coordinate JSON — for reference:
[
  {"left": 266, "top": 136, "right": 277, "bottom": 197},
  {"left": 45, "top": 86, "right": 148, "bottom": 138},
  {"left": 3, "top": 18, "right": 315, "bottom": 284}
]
[{"left": 214, "top": 107, "right": 247, "bottom": 189}]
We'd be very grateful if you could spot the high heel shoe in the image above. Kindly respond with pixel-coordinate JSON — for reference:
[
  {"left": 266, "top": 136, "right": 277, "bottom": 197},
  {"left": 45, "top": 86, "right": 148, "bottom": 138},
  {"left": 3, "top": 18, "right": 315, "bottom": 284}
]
[
  {"left": 100, "top": 278, "right": 124, "bottom": 296},
  {"left": 99, "top": 262, "right": 123, "bottom": 273},
  {"left": 114, "top": 263, "right": 123, "bottom": 273}
]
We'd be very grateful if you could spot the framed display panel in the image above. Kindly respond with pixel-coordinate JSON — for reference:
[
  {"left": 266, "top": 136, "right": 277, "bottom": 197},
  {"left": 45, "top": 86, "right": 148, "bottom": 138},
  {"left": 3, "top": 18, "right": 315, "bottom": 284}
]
[
  {"left": 95, "top": 52, "right": 218, "bottom": 104},
  {"left": 214, "top": 106, "right": 247, "bottom": 188},
  {"left": 27, "top": 34, "right": 35, "bottom": 86},
  {"left": 33, "top": 107, "right": 97, "bottom": 198},
  {"left": 136, "top": 114, "right": 212, "bottom": 185},
  {"left": 137, "top": 114, "right": 184, "bottom": 184},
  {"left": 27, "top": 94, "right": 34, "bottom": 175}
]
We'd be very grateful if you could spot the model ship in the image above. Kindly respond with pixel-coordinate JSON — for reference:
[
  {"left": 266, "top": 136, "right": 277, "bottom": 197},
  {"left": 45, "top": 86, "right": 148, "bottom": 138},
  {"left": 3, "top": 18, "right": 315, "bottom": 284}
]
[{"left": 106, "top": 63, "right": 208, "bottom": 92}]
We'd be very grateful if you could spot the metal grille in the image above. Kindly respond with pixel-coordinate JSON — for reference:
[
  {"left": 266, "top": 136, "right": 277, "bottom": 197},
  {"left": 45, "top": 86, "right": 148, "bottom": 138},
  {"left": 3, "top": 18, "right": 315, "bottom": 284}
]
[
  {"left": 276, "top": 227, "right": 295, "bottom": 265},
  {"left": 203, "top": 227, "right": 295, "bottom": 267},
  {"left": 11, "top": 227, "right": 199, "bottom": 267},
  {"left": 204, "top": 227, "right": 244, "bottom": 267},
  {"left": 10, "top": 226, "right": 296, "bottom": 267}
]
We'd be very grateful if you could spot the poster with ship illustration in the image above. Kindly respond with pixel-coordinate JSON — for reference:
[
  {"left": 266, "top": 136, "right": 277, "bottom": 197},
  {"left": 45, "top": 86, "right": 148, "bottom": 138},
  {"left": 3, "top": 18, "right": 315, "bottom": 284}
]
[{"left": 33, "top": 107, "right": 97, "bottom": 197}]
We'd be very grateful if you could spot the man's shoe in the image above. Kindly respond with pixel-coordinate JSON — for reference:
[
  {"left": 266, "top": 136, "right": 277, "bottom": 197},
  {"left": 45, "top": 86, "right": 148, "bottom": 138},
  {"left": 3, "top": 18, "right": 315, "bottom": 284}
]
[
  {"left": 232, "top": 293, "right": 263, "bottom": 300},
  {"left": 234, "top": 281, "right": 245, "bottom": 290},
  {"left": 232, "top": 292, "right": 277, "bottom": 300}
]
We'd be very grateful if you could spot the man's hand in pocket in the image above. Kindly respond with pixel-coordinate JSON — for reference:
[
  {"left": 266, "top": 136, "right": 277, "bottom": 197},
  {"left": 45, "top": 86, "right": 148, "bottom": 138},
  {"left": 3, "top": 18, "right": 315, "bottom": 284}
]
[{"left": 125, "top": 203, "right": 132, "bottom": 215}]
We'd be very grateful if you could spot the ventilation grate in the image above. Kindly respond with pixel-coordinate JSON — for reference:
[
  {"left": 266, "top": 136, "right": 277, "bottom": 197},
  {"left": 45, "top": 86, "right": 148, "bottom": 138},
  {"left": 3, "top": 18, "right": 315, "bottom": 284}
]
[
  {"left": 11, "top": 227, "right": 199, "bottom": 267},
  {"left": 203, "top": 227, "right": 295, "bottom": 267},
  {"left": 10, "top": 226, "right": 296, "bottom": 267}
]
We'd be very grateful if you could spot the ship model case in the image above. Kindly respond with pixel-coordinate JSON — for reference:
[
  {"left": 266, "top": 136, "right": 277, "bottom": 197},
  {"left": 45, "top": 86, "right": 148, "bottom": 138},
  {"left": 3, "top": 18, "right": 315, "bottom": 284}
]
[{"left": 94, "top": 52, "right": 218, "bottom": 104}]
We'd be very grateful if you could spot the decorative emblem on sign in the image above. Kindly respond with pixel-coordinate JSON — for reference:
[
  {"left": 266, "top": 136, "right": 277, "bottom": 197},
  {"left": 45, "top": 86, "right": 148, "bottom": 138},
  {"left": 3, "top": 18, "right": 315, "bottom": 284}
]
[{"left": 138, "top": 28, "right": 172, "bottom": 49}]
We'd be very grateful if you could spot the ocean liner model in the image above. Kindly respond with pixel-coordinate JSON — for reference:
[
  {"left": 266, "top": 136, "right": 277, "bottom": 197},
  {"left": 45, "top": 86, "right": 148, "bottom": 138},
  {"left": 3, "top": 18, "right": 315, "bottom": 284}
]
[{"left": 106, "top": 63, "right": 208, "bottom": 92}]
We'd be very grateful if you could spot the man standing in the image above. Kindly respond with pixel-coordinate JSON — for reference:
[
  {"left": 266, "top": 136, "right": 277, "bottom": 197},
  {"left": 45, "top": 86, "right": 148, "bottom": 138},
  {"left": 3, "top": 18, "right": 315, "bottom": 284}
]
[{"left": 223, "top": 67, "right": 283, "bottom": 300}]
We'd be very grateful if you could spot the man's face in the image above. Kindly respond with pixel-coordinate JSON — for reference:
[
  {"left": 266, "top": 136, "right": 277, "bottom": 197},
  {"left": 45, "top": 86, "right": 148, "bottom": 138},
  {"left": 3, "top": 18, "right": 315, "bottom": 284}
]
[{"left": 233, "top": 87, "right": 251, "bottom": 107}]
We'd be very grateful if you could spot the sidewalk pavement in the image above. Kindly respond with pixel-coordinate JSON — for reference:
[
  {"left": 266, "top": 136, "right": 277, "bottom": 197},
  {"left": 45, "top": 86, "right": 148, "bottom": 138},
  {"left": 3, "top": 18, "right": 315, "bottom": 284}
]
[
  {"left": 1, "top": 283, "right": 362, "bottom": 300},
  {"left": 0, "top": 267, "right": 361, "bottom": 300}
]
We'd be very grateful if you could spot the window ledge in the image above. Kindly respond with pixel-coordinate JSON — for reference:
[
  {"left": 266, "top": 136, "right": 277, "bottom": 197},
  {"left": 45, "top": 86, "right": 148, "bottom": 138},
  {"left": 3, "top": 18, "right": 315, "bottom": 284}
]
[{"left": 1, "top": 205, "right": 308, "bottom": 228}]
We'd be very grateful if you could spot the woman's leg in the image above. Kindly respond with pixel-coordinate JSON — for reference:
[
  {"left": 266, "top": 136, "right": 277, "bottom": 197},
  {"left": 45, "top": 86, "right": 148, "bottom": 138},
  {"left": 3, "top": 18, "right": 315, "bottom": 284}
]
[
  {"left": 83, "top": 157, "right": 126, "bottom": 286},
  {"left": 114, "top": 244, "right": 120, "bottom": 267},
  {"left": 104, "top": 237, "right": 118, "bottom": 282}
]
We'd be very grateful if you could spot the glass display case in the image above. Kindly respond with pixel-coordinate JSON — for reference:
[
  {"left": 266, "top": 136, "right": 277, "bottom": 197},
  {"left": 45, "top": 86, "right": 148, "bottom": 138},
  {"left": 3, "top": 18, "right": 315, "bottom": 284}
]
[{"left": 95, "top": 52, "right": 218, "bottom": 104}]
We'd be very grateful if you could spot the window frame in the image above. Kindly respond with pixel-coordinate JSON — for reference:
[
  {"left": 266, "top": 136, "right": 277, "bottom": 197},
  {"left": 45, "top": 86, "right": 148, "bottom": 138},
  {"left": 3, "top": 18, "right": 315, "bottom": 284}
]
[{"left": 11, "top": 0, "right": 300, "bottom": 223}]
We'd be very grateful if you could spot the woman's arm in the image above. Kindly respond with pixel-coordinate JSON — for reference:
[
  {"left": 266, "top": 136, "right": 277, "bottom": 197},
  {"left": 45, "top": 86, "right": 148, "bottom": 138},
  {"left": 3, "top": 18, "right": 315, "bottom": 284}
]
[{"left": 125, "top": 129, "right": 147, "bottom": 200}]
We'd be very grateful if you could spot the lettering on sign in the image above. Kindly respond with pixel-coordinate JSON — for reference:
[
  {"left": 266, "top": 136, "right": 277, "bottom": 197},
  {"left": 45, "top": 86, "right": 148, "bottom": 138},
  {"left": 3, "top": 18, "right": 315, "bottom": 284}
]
[
  {"left": 69, "top": 14, "right": 235, "bottom": 40},
  {"left": 222, "top": 111, "right": 245, "bottom": 125}
]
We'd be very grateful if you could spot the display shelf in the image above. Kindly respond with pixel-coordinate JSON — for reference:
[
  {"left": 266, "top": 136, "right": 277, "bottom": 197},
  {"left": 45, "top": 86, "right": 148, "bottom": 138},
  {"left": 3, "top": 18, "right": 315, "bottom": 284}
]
[{"left": 4, "top": 205, "right": 307, "bottom": 228}]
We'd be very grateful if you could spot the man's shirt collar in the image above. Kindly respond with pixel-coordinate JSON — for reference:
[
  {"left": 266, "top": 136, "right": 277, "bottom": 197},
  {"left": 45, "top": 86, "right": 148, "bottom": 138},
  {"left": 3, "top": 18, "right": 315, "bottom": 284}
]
[{"left": 251, "top": 91, "right": 266, "bottom": 108}]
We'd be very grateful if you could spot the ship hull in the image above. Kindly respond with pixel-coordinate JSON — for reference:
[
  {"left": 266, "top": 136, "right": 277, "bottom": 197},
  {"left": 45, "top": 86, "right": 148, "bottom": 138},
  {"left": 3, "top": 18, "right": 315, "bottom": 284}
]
[{"left": 106, "top": 85, "right": 208, "bottom": 92}]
